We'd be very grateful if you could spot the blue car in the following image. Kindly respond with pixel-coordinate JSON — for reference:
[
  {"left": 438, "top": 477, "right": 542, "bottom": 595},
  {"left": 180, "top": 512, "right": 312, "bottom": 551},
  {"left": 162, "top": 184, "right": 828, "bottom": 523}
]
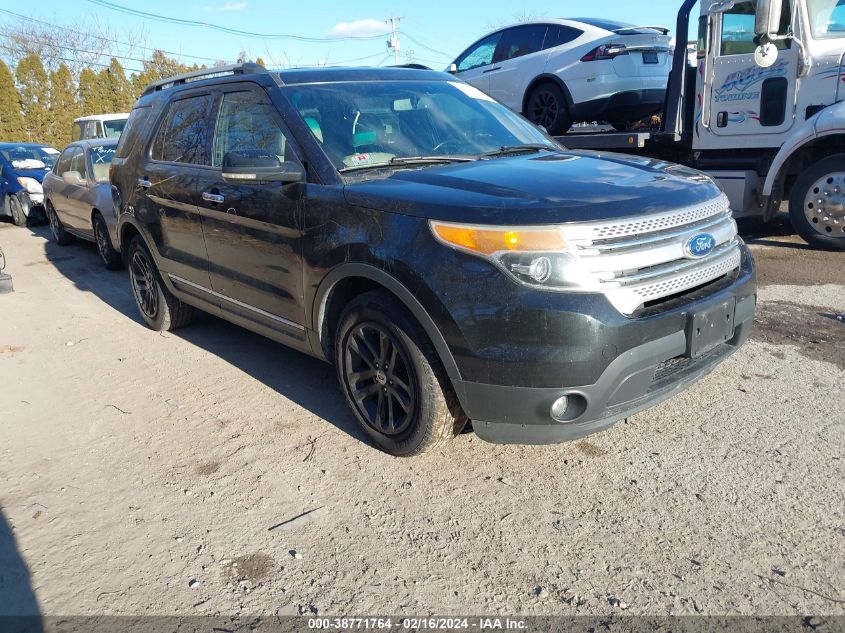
[{"left": 0, "top": 143, "right": 60, "bottom": 226}]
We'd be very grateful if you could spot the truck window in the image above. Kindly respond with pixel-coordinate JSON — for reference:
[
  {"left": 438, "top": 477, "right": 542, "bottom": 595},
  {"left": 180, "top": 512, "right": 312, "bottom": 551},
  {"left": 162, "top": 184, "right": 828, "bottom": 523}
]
[
  {"left": 71, "top": 123, "right": 82, "bottom": 142},
  {"left": 697, "top": 16, "right": 708, "bottom": 60},
  {"left": 720, "top": 0, "right": 791, "bottom": 55},
  {"left": 807, "top": 0, "right": 845, "bottom": 38}
]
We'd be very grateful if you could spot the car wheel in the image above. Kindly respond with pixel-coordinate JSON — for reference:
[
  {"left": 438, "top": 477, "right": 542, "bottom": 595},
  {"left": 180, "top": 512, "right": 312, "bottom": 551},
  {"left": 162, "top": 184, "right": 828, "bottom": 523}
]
[
  {"left": 127, "top": 235, "right": 193, "bottom": 331},
  {"left": 788, "top": 155, "right": 845, "bottom": 251},
  {"left": 93, "top": 212, "right": 122, "bottom": 270},
  {"left": 335, "top": 290, "right": 466, "bottom": 456},
  {"left": 9, "top": 195, "right": 27, "bottom": 227},
  {"left": 45, "top": 202, "right": 74, "bottom": 245},
  {"left": 525, "top": 83, "right": 572, "bottom": 135}
]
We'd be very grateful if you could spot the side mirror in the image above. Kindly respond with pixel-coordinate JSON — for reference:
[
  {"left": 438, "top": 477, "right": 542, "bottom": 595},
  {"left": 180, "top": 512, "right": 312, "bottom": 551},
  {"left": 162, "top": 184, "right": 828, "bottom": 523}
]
[
  {"left": 62, "top": 171, "right": 85, "bottom": 186},
  {"left": 221, "top": 149, "right": 304, "bottom": 184},
  {"left": 755, "top": 0, "right": 783, "bottom": 37},
  {"left": 447, "top": 63, "right": 458, "bottom": 74}
]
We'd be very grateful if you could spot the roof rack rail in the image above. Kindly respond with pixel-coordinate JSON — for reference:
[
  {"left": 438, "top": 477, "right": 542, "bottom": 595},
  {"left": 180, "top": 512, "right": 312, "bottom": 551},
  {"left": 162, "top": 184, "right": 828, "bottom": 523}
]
[{"left": 142, "top": 62, "right": 265, "bottom": 95}]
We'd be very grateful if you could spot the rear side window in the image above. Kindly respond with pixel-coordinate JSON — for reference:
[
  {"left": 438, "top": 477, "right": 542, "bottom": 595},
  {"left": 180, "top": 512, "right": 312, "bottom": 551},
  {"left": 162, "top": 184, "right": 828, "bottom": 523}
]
[
  {"left": 115, "top": 106, "right": 153, "bottom": 159},
  {"left": 495, "top": 25, "right": 548, "bottom": 62},
  {"left": 543, "top": 25, "right": 582, "bottom": 49},
  {"left": 456, "top": 32, "right": 503, "bottom": 71},
  {"left": 151, "top": 94, "right": 213, "bottom": 164},
  {"left": 212, "top": 91, "right": 289, "bottom": 167}
]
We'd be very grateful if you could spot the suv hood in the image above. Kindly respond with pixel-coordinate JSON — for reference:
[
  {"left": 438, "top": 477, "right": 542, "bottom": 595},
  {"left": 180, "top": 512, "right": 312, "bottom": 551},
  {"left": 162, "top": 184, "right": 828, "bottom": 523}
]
[{"left": 343, "top": 151, "right": 722, "bottom": 225}]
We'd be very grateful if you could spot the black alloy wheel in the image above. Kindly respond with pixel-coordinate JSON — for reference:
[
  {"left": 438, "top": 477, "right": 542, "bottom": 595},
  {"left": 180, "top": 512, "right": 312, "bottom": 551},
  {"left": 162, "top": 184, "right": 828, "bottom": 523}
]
[{"left": 343, "top": 322, "right": 417, "bottom": 436}]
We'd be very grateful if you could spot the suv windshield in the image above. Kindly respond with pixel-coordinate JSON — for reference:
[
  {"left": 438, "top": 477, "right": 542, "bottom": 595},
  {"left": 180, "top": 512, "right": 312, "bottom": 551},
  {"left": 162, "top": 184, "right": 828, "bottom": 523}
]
[
  {"left": 286, "top": 80, "right": 558, "bottom": 172},
  {"left": 103, "top": 118, "right": 128, "bottom": 138}
]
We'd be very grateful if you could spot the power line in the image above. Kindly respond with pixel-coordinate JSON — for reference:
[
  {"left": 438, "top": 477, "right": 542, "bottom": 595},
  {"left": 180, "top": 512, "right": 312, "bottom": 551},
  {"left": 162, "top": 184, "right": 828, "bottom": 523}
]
[
  {"left": 86, "top": 0, "right": 392, "bottom": 42},
  {"left": 402, "top": 32, "right": 453, "bottom": 60},
  {"left": 0, "top": 8, "right": 220, "bottom": 64}
]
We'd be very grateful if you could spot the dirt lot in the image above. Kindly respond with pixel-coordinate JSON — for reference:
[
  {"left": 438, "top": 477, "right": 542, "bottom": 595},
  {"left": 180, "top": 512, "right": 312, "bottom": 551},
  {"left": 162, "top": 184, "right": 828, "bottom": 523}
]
[{"left": 0, "top": 219, "right": 843, "bottom": 618}]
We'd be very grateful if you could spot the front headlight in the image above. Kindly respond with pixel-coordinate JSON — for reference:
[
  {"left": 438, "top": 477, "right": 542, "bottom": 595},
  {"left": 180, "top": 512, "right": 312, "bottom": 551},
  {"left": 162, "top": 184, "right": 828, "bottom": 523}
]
[
  {"left": 430, "top": 221, "right": 599, "bottom": 291},
  {"left": 17, "top": 177, "right": 43, "bottom": 194}
]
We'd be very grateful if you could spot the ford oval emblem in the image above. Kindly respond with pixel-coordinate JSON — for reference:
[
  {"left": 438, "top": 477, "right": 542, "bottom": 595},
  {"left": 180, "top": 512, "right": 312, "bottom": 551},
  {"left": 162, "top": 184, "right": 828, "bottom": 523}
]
[{"left": 684, "top": 233, "right": 716, "bottom": 258}]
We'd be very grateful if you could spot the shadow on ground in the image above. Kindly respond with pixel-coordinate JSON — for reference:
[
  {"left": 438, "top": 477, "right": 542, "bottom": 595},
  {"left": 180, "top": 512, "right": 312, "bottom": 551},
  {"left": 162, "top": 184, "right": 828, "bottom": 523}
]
[
  {"left": 26, "top": 224, "right": 366, "bottom": 446},
  {"left": 0, "top": 508, "right": 42, "bottom": 632}
]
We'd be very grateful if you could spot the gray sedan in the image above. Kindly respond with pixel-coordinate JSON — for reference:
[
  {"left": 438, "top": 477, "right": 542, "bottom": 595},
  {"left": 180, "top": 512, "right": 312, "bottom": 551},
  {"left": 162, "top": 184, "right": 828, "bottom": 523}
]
[{"left": 42, "top": 139, "right": 122, "bottom": 269}]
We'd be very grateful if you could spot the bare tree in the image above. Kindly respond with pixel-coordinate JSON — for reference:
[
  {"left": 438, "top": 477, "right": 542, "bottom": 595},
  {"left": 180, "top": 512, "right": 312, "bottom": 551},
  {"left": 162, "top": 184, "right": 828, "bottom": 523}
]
[
  {"left": 0, "top": 14, "right": 148, "bottom": 76},
  {"left": 486, "top": 10, "right": 549, "bottom": 31}
]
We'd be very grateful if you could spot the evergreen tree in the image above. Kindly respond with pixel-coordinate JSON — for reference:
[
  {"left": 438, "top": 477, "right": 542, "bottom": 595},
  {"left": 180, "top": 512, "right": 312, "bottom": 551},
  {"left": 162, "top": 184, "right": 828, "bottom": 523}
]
[
  {"left": 0, "top": 60, "right": 26, "bottom": 141},
  {"left": 15, "top": 53, "right": 50, "bottom": 142},
  {"left": 131, "top": 50, "right": 199, "bottom": 99},
  {"left": 104, "top": 58, "right": 134, "bottom": 112},
  {"left": 79, "top": 67, "right": 103, "bottom": 115},
  {"left": 48, "top": 63, "right": 79, "bottom": 148}
]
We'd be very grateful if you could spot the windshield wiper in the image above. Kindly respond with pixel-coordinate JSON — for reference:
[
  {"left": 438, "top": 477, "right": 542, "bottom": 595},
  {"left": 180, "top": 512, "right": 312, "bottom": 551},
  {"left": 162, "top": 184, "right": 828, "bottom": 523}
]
[
  {"left": 480, "top": 144, "right": 557, "bottom": 158},
  {"left": 339, "top": 155, "right": 475, "bottom": 173}
]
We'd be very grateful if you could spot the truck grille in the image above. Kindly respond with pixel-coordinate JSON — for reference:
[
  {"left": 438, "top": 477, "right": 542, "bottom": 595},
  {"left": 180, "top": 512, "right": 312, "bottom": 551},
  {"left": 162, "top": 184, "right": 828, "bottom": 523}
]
[{"left": 562, "top": 194, "right": 741, "bottom": 314}]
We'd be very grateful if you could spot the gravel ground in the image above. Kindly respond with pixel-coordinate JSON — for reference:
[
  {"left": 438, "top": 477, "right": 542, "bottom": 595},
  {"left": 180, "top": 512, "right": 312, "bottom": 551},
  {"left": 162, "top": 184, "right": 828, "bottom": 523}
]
[{"left": 0, "top": 219, "right": 843, "bottom": 618}]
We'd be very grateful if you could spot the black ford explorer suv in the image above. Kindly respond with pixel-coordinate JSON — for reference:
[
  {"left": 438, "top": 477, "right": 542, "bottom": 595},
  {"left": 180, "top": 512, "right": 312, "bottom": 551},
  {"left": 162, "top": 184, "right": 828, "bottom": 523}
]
[{"left": 110, "top": 63, "right": 756, "bottom": 456}]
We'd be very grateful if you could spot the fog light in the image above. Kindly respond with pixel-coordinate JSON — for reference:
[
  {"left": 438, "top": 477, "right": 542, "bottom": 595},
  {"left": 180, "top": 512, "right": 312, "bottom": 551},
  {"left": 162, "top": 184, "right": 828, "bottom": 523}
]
[{"left": 550, "top": 396, "right": 570, "bottom": 422}]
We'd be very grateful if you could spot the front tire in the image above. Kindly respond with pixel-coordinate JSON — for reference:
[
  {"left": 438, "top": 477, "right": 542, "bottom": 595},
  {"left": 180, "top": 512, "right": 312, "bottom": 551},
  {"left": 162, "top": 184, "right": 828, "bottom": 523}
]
[
  {"left": 93, "top": 212, "right": 122, "bottom": 270},
  {"left": 335, "top": 291, "right": 466, "bottom": 456},
  {"left": 9, "top": 195, "right": 27, "bottom": 227},
  {"left": 127, "top": 236, "right": 193, "bottom": 331},
  {"left": 46, "top": 202, "right": 74, "bottom": 245},
  {"left": 525, "top": 83, "right": 572, "bottom": 135},
  {"left": 789, "top": 155, "right": 845, "bottom": 251}
]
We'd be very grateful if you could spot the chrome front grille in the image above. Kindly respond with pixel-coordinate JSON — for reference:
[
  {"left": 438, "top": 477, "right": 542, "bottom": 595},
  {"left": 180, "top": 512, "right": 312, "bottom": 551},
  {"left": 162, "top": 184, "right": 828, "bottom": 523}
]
[{"left": 561, "top": 194, "right": 741, "bottom": 315}]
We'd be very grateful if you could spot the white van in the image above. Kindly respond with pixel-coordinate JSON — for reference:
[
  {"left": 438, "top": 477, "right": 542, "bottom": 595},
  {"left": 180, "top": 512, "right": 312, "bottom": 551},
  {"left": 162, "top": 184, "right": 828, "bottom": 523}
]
[{"left": 71, "top": 114, "right": 130, "bottom": 141}]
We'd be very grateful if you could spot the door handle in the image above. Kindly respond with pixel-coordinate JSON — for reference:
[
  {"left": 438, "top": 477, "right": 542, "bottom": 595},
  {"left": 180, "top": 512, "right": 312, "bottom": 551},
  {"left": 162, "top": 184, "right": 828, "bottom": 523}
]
[
  {"left": 202, "top": 191, "right": 225, "bottom": 204},
  {"left": 482, "top": 66, "right": 502, "bottom": 73},
  {"left": 137, "top": 178, "right": 152, "bottom": 188}
]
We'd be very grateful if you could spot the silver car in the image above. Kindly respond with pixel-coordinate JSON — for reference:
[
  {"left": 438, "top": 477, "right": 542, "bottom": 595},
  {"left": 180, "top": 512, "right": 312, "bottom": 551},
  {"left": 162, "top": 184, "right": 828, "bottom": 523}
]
[{"left": 42, "top": 139, "right": 122, "bottom": 269}]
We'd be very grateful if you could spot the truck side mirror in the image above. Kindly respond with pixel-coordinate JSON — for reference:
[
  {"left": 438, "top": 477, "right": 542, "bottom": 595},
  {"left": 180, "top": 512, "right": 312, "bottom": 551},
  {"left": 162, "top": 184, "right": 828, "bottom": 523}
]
[
  {"left": 448, "top": 63, "right": 458, "bottom": 74},
  {"left": 755, "top": 0, "right": 783, "bottom": 37}
]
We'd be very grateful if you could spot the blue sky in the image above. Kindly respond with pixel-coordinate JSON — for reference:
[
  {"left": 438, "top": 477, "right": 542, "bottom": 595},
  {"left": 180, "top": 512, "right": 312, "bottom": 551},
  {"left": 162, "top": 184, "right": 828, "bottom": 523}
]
[{"left": 4, "top": 0, "right": 699, "bottom": 73}]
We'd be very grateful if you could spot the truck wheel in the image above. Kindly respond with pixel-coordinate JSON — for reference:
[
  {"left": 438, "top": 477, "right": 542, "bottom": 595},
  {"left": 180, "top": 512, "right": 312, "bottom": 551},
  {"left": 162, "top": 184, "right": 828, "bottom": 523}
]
[
  {"left": 525, "top": 83, "right": 572, "bottom": 135},
  {"left": 335, "top": 290, "right": 466, "bottom": 456},
  {"left": 93, "top": 212, "right": 122, "bottom": 270},
  {"left": 9, "top": 195, "right": 27, "bottom": 227},
  {"left": 789, "top": 155, "right": 845, "bottom": 251},
  {"left": 127, "top": 236, "right": 193, "bottom": 331},
  {"left": 45, "top": 201, "right": 74, "bottom": 245}
]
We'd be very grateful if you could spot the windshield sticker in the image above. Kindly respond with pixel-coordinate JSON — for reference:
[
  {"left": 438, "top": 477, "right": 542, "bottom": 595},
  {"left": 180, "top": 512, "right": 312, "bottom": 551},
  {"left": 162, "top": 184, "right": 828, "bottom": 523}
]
[
  {"left": 348, "top": 153, "right": 373, "bottom": 165},
  {"left": 41, "top": 147, "right": 60, "bottom": 154},
  {"left": 448, "top": 81, "right": 495, "bottom": 102}
]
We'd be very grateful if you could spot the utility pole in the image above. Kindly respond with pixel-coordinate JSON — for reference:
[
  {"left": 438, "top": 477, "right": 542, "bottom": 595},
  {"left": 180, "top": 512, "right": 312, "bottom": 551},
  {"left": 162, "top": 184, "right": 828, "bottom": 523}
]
[{"left": 386, "top": 16, "right": 401, "bottom": 65}]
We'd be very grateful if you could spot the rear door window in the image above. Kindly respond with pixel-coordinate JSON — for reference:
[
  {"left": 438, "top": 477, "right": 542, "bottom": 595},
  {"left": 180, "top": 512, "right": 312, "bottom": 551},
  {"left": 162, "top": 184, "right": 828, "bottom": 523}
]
[
  {"left": 543, "top": 25, "right": 582, "bottom": 49},
  {"left": 495, "top": 25, "right": 548, "bottom": 61},
  {"left": 151, "top": 94, "right": 214, "bottom": 165}
]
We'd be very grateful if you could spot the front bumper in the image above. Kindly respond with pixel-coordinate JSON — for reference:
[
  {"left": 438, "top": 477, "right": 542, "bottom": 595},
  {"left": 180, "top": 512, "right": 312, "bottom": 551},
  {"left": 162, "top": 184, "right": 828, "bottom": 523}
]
[{"left": 453, "top": 251, "right": 756, "bottom": 445}]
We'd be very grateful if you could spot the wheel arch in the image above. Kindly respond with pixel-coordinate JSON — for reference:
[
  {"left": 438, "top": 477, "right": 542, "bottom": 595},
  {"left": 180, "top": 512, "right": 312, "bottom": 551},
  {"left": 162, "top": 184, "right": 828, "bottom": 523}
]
[
  {"left": 521, "top": 74, "right": 574, "bottom": 116},
  {"left": 312, "top": 263, "right": 462, "bottom": 384}
]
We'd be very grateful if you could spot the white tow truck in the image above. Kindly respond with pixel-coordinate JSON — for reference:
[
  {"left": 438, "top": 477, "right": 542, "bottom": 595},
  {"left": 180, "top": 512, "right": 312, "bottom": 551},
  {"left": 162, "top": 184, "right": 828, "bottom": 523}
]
[{"left": 561, "top": 0, "right": 845, "bottom": 251}]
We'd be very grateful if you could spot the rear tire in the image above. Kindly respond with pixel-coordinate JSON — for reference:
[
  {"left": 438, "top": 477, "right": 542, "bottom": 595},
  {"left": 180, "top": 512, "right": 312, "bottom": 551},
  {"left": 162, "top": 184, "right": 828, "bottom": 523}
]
[
  {"left": 9, "top": 195, "right": 27, "bottom": 227},
  {"left": 335, "top": 290, "right": 466, "bottom": 456},
  {"left": 93, "top": 212, "right": 122, "bottom": 270},
  {"left": 525, "top": 83, "right": 572, "bottom": 135},
  {"left": 46, "top": 201, "right": 74, "bottom": 245},
  {"left": 788, "top": 155, "right": 845, "bottom": 251},
  {"left": 127, "top": 236, "right": 193, "bottom": 331}
]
